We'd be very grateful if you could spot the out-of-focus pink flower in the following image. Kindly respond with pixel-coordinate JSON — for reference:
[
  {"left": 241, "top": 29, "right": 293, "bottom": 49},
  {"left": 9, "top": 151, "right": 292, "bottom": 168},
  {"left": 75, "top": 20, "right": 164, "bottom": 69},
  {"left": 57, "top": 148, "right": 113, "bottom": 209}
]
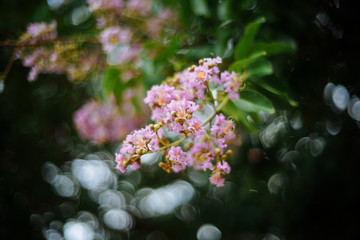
[
  {"left": 127, "top": 0, "right": 151, "bottom": 16},
  {"left": 100, "top": 27, "right": 133, "bottom": 53},
  {"left": 22, "top": 21, "right": 57, "bottom": 44},
  {"left": 220, "top": 71, "right": 241, "bottom": 100},
  {"left": 88, "top": 0, "right": 123, "bottom": 13},
  {"left": 74, "top": 93, "right": 146, "bottom": 144}
]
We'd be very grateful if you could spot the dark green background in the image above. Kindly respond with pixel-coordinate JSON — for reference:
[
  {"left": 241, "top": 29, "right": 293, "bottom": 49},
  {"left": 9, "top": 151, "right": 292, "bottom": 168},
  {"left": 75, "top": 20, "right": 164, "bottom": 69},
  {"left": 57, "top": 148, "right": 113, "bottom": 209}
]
[{"left": 1, "top": 0, "right": 360, "bottom": 239}]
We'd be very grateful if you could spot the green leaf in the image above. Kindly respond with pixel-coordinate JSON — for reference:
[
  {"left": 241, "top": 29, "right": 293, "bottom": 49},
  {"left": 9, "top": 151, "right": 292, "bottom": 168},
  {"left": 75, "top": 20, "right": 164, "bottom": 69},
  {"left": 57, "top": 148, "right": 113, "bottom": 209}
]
[
  {"left": 245, "top": 59, "right": 273, "bottom": 78},
  {"left": 234, "top": 90, "right": 275, "bottom": 114},
  {"left": 190, "top": 0, "right": 210, "bottom": 17},
  {"left": 102, "top": 68, "right": 121, "bottom": 97},
  {"left": 251, "top": 76, "right": 299, "bottom": 107},
  {"left": 253, "top": 76, "right": 287, "bottom": 95},
  {"left": 222, "top": 100, "right": 257, "bottom": 132},
  {"left": 229, "top": 51, "right": 266, "bottom": 72},
  {"left": 234, "top": 17, "right": 266, "bottom": 60},
  {"left": 252, "top": 41, "right": 296, "bottom": 57}
]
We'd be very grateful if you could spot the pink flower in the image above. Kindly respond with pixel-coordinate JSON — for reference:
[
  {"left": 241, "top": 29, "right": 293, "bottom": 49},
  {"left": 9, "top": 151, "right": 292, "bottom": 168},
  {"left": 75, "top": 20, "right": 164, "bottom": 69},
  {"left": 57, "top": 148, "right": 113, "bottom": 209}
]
[
  {"left": 216, "top": 161, "right": 231, "bottom": 174},
  {"left": 88, "top": 0, "right": 123, "bottom": 12},
  {"left": 100, "top": 27, "right": 132, "bottom": 53},
  {"left": 74, "top": 93, "right": 145, "bottom": 144},
  {"left": 23, "top": 21, "right": 57, "bottom": 44},
  {"left": 168, "top": 146, "right": 187, "bottom": 172},
  {"left": 220, "top": 71, "right": 241, "bottom": 100},
  {"left": 163, "top": 100, "right": 204, "bottom": 136},
  {"left": 115, "top": 153, "right": 127, "bottom": 173},
  {"left": 127, "top": 0, "right": 151, "bottom": 16},
  {"left": 120, "top": 125, "right": 159, "bottom": 155},
  {"left": 178, "top": 69, "right": 206, "bottom": 100},
  {"left": 187, "top": 141, "right": 215, "bottom": 171},
  {"left": 211, "top": 114, "right": 235, "bottom": 141},
  {"left": 209, "top": 171, "right": 225, "bottom": 187},
  {"left": 144, "top": 84, "right": 183, "bottom": 121},
  {"left": 209, "top": 160, "right": 231, "bottom": 187}
]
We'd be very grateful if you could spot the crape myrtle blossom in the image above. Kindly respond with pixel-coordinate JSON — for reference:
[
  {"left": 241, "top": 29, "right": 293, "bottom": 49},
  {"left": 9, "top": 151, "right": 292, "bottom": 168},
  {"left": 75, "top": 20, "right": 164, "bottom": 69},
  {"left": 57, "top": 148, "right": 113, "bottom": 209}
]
[
  {"left": 167, "top": 146, "right": 187, "bottom": 173},
  {"left": 163, "top": 100, "right": 205, "bottom": 137},
  {"left": 219, "top": 71, "right": 244, "bottom": 100},
  {"left": 100, "top": 27, "right": 133, "bottom": 53},
  {"left": 211, "top": 114, "right": 236, "bottom": 150},
  {"left": 74, "top": 91, "right": 146, "bottom": 144},
  {"left": 209, "top": 161, "right": 231, "bottom": 187},
  {"left": 116, "top": 125, "right": 162, "bottom": 171},
  {"left": 87, "top": 0, "right": 123, "bottom": 13},
  {"left": 115, "top": 57, "right": 244, "bottom": 187},
  {"left": 20, "top": 21, "right": 57, "bottom": 44}
]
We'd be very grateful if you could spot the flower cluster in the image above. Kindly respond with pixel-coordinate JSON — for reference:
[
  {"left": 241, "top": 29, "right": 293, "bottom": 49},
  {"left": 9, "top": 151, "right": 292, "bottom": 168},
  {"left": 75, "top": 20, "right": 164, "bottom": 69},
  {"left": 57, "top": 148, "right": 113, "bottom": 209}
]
[
  {"left": 89, "top": 0, "right": 176, "bottom": 65},
  {"left": 20, "top": 21, "right": 57, "bottom": 44},
  {"left": 19, "top": 41, "right": 100, "bottom": 82},
  {"left": 115, "top": 57, "right": 243, "bottom": 187},
  {"left": 74, "top": 90, "right": 147, "bottom": 144}
]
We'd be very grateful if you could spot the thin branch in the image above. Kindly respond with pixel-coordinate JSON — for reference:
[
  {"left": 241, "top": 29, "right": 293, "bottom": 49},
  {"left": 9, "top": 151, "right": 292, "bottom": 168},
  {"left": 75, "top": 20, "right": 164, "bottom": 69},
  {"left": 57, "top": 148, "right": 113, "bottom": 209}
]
[
  {"left": 1, "top": 50, "right": 17, "bottom": 82},
  {"left": 0, "top": 39, "right": 101, "bottom": 48}
]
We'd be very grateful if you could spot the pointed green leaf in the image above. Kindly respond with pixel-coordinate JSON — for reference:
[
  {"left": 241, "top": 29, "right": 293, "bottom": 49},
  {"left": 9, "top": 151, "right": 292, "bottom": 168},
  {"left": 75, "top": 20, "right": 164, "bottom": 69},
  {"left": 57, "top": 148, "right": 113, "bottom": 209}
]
[
  {"left": 234, "top": 90, "right": 275, "bottom": 114},
  {"left": 102, "top": 68, "right": 121, "bottom": 97},
  {"left": 252, "top": 41, "right": 296, "bottom": 57},
  {"left": 229, "top": 51, "right": 266, "bottom": 72},
  {"left": 190, "top": 0, "right": 210, "bottom": 17},
  {"left": 245, "top": 59, "right": 273, "bottom": 78},
  {"left": 234, "top": 17, "right": 266, "bottom": 60},
  {"left": 251, "top": 76, "right": 299, "bottom": 106}
]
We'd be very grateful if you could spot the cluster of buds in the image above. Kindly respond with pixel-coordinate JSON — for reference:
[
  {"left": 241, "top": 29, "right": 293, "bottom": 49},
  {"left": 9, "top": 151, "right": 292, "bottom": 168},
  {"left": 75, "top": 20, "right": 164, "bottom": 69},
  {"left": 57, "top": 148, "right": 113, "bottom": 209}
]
[{"left": 115, "top": 57, "right": 244, "bottom": 187}]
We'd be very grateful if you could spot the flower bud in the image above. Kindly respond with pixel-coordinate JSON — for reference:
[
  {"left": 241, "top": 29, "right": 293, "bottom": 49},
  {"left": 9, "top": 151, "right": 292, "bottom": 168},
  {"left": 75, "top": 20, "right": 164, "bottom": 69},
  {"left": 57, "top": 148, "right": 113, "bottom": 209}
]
[
  {"left": 171, "top": 111, "right": 177, "bottom": 116},
  {"left": 154, "top": 123, "right": 161, "bottom": 130},
  {"left": 188, "top": 65, "right": 195, "bottom": 72},
  {"left": 186, "top": 115, "right": 192, "bottom": 119},
  {"left": 215, "top": 148, "right": 221, "bottom": 154},
  {"left": 199, "top": 59, "right": 204, "bottom": 65},
  {"left": 175, "top": 118, "right": 180, "bottom": 122},
  {"left": 136, "top": 149, "right": 141, "bottom": 155},
  {"left": 226, "top": 149, "right": 232, "bottom": 155}
]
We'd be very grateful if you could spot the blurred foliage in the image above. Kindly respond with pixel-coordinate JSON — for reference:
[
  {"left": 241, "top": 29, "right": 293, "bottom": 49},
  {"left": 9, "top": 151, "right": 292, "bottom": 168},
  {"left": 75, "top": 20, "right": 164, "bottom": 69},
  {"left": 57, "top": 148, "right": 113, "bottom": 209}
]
[{"left": 1, "top": 0, "right": 360, "bottom": 240}]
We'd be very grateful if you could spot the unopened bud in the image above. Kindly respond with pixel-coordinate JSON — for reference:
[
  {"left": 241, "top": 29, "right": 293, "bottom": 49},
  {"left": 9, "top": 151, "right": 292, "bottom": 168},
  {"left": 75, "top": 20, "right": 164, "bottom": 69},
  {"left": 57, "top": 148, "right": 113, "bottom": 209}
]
[
  {"left": 165, "top": 155, "right": 170, "bottom": 161},
  {"left": 171, "top": 111, "right": 177, "bottom": 116},
  {"left": 154, "top": 124, "right": 161, "bottom": 130},
  {"left": 186, "top": 115, "right": 192, "bottom": 119},
  {"left": 226, "top": 149, "right": 232, "bottom": 155},
  {"left": 207, "top": 63, "right": 215, "bottom": 68},
  {"left": 136, "top": 149, "right": 141, "bottom": 155},
  {"left": 141, "top": 149, "right": 147, "bottom": 154},
  {"left": 221, "top": 155, "right": 227, "bottom": 160},
  {"left": 215, "top": 148, "right": 221, "bottom": 154},
  {"left": 149, "top": 124, "right": 155, "bottom": 130},
  {"left": 188, "top": 65, "right": 195, "bottom": 72},
  {"left": 207, "top": 152, "right": 213, "bottom": 157},
  {"left": 175, "top": 118, "right": 180, "bottom": 122},
  {"left": 199, "top": 59, "right": 204, "bottom": 65},
  {"left": 184, "top": 142, "right": 194, "bottom": 150}
]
